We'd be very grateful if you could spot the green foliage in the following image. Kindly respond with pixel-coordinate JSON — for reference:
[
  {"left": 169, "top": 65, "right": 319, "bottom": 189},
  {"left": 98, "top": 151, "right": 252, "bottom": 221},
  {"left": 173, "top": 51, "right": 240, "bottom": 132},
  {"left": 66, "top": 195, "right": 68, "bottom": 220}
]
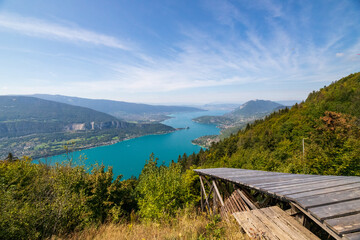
[
  {"left": 198, "top": 215, "right": 224, "bottom": 240},
  {"left": 180, "top": 73, "right": 360, "bottom": 176},
  {"left": 0, "top": 157, "right": 137, "bottom": 240},
  {"left": 136, "top": 154, "right": 198, "bottom": 220}
]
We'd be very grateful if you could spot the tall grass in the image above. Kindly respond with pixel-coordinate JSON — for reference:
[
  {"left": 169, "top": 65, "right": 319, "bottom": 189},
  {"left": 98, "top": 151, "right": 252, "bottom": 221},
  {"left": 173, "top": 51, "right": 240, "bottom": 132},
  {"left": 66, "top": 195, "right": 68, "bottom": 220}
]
[{"left": 63, "top": 210, "right": 245, "bottom": 240}]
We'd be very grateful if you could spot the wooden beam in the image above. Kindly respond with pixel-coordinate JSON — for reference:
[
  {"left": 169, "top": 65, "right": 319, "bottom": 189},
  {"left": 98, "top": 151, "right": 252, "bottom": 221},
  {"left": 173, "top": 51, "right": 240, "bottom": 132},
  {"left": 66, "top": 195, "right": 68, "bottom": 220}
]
[
  {"left": 237, "top": 189, "right": 257, "bottom": 210},
  {"left": 213, "top": 179, "right": 225, "bottom": 206},
  {"left": 201, "top": 180, "right": 204, "bottom": 212},
  {"left": 202, "top": 175, "right": 212, "bottom": 188},
  {"left": 199, "top": 176, "right": 211, "bottom": 214},
  {"left": 213, "top": 181, "right": 217, "bottom": 215},
  {"left": 290, "top": 203, "right": 342, "bottom": 240}
]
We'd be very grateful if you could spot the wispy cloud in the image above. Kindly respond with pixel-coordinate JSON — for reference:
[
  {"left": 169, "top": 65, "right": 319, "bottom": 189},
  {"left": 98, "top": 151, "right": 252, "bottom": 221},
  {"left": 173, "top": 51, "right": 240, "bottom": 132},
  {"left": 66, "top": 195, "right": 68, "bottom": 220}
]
[
  {"left": 0, "top": 12, "right": 129, "bottom": 50},
  {"left": 1, "top": 1, "right": 360, "bottom": 104},
  {"left": 107, "top": 0, "right": 359, "bottom": 93}
]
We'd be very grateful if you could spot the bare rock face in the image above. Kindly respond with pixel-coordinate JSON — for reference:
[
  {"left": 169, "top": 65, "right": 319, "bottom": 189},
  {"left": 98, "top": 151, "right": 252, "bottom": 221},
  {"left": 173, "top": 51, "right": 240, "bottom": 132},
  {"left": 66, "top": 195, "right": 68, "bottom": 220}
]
[
  {"left": 64, "top": 123, "right": 86, "bottom": 131},
  {"left": 63, "top": 120, "right": 133, "bottom": 132}
]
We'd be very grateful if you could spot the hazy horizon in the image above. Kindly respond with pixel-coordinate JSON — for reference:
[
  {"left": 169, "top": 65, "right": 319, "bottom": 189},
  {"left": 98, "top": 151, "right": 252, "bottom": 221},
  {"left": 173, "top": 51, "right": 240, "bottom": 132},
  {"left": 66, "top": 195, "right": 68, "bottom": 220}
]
[
  {"left": 1, "top": 0, "right": 359, "bottom": 104},
  {"left": 0, "top": 93, "right": 302, "bottom": 107}
]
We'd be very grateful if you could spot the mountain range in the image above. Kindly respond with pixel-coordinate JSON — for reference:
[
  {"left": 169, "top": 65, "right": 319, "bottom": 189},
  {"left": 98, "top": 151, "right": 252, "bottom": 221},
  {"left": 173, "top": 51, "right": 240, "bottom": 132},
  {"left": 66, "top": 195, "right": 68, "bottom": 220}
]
[
  {"left": 194, "top": 99, "right": 286, "bottom": 127},
  {"left": 0, "top": 96, "right": 175, "bottom": 158},
  {"left": 32, "top": 94, "right": 203, "bottom": 122}
]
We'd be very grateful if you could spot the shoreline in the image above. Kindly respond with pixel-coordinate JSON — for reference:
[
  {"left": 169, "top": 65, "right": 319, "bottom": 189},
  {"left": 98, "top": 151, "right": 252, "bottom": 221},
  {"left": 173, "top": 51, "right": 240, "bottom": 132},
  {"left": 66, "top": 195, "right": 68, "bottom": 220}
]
[{"left": 35, "top": 128, "right": 179, "bottom": 161}]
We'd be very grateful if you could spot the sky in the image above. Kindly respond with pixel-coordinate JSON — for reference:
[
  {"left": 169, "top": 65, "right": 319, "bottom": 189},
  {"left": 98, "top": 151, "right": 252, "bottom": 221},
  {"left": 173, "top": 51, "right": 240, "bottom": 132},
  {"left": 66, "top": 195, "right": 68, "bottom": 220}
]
[{"left": 0, "top": 0, "right": 359, "bottom": 105}]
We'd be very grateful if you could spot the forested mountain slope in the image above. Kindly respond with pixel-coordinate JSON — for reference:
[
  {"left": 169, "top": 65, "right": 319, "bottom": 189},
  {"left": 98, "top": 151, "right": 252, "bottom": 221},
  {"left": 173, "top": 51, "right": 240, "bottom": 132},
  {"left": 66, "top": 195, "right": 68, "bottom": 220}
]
[
  {"left": 181, "top": 73, "right": 360, "bottom": 176},
  {"left": 0, "top": 96, "right": 174, "bottom": 158},
  {"left": 0, "top": 96, "right": 132, "bottom": 137}
]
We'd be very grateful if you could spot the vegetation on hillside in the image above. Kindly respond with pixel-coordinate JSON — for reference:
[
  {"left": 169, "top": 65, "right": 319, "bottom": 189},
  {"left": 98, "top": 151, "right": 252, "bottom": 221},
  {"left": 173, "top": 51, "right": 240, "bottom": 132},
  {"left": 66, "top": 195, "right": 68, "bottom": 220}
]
[
  {"left": 0, "top": 157, "right": 137, "bottom": 239},
  {"left": 182, "top": 73, "right": 360, "bottom": 176},
  {"left": 1, "top": 73, "right": 359, "bottom": 239},
  {"left": 192, "top": 100, "right": 286, "bottom": 148}
]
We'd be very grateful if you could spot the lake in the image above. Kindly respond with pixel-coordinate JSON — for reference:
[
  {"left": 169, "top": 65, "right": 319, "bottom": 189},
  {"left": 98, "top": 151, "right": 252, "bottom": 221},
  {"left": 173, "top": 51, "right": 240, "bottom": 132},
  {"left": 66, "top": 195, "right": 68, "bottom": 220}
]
[{"left": 39, "top": 110, "right": 227, "bottom": 179}]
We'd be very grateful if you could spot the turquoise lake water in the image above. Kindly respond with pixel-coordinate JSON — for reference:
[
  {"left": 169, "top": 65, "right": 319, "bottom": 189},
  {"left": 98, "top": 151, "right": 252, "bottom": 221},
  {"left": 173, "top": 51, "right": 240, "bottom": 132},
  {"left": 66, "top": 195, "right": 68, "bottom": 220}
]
[{"left": 39, "top": 110, "right": 227, "bottom": 179}]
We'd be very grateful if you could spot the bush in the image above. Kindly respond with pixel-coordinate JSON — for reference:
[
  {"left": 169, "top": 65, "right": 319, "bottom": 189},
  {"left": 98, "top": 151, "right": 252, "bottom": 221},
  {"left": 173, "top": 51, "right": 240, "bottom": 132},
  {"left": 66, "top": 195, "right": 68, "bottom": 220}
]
[
  {"left": 0, "top": 157, "right": 137, "bottom": 239},
  {"left": 136, "top": 154, "right": 198, "bottom": 220}
]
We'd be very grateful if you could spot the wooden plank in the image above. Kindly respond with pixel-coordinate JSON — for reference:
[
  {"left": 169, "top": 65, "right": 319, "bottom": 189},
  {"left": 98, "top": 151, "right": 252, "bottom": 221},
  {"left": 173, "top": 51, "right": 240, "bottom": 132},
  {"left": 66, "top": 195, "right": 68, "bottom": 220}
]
[
  {"left": 324, "top": 213, "right": 360, "bottom": 235},
  {"left": 233, "top": 211, "right": 277, "bottom": 239},
  {"left": 296, "top": 188, "right": 360, "bottom": 209},
  {"left": 343, "top": 232, "right": 360, "bottom": 240},
  {"left": 236, "top": 190, "right": 250, "bottom": 211},
  {"left": 266, "top": 206, "right": 320, "bottom": 240},
  {"left": 291, "top": 203, "right": 343, "bottom": 240},
  {"left": 251, "top": 208, "right": 294, "bottom": 239},
  {"left": 309, "top": 199, "right": 360, "bottom": 221},
  {"left": 233, "top": 207, "right": 320, "bottom": 240},
  {"left": 237, "top": 189, "right": 257, "bottom": 210},
  {"left": 261, "top": 178, "right": 343, "bottom": 194},
  {"left": 273, "top": 179, "right": 360, "bottom": 196},
  {"left": 255, "top": 175, "right": 333, "bottom": 188},
  {"left": 265, "top": 178, "right": 354, "bottom": 192},
  {"left": 286, "top": 183, "right": 360, "bottom": 200},
  {"left": 223, "top": 172, "right": 284, "bottom": 181},
  {"left": 224, "top": 174, "right": 289, "bottom": 184},
  {"left": 241, "top": 174, "right": 322, "bottom": 186}
]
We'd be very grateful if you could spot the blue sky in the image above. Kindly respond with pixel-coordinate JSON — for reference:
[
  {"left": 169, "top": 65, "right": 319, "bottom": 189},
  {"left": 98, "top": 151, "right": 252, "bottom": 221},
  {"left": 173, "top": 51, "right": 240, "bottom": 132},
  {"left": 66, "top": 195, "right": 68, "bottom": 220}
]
[{"left": 0, "top": 0, "right": 359, "bottom": 104}]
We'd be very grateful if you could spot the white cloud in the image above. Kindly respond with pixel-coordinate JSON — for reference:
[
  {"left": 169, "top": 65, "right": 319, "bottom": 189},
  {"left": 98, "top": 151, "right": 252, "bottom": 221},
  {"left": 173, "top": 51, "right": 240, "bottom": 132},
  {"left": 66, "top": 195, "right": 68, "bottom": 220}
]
[
  {"left": 1, "top": 2, "right": 360, "bottom": 104},
  {"left": 0, "top": 13, "right": 129, "bottom": 50}
]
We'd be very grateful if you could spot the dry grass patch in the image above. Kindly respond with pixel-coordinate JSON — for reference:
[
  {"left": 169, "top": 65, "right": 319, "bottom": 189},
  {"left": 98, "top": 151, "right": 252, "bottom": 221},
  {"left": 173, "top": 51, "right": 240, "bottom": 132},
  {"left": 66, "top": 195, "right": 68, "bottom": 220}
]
[{"left": 62, "top": 212, "right": 245, "bottom": 240}]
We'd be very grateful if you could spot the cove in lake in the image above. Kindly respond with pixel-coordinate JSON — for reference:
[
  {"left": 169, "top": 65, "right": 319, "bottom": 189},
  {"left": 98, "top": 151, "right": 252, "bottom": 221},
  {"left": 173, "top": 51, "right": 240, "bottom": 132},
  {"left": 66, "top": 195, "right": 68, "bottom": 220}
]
[{"left": 39, "top": 110, "right": 227, "bottom": 179}]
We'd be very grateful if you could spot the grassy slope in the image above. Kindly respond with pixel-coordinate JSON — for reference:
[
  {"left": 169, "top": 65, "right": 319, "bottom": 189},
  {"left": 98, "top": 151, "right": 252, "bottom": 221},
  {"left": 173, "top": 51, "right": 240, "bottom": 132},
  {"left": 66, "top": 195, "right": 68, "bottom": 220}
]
[{"left": 65, "top": 213, "right": 244, "bottom": 240}]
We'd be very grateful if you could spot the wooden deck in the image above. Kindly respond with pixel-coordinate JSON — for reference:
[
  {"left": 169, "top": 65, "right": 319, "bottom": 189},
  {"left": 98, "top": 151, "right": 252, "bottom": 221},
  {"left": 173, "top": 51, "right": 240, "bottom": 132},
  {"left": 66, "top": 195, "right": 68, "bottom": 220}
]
[
  {"left": 233, "top": 206, "right": 320, "bottom": 240},
  {"left": 194, "top": 168, "right": 360, "bottom": 240}
]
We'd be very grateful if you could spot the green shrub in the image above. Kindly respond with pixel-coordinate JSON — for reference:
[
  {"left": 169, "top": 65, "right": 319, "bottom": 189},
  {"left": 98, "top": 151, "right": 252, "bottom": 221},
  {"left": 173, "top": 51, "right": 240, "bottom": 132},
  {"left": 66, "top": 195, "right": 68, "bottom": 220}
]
[{"left": 0, "top": 157, "right": 137, "bottom": 239}]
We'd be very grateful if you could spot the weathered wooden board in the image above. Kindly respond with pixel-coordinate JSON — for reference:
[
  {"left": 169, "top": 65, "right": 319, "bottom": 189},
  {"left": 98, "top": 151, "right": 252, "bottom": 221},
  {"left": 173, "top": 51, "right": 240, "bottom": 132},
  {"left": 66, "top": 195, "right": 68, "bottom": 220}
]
[
  {"left": 286, "top": 183, "right": 360, "bottom": 199},
  {"left": 324, "top": 213, "right": 360, "bottom": 235},
  {"left": 243, "top": 175, "right": 327, "bottom": 186},
  {"left": 233, "top": 210, "right": 278, "bottom": 239},
  {"left": 343, "top": 232, "right": 360, "bottom": 240},
  {"left": 272, "top": 179, "right": 360, "bottom": 196},
  {"left": 233, "top": 206, "right": 320, "bottom": 240},
  {"left": 309, "top": 199, "right": 360, "bottom": 220},
  {"left": 223, "top": 173, "right": 288, "bottom": 182},
  {"left": 296, "top": 188, "right": 360, "bottom": 209},
  {"left": 264, "top": 206, "right": 320, "bottom": 240},
  {"left": 263, "top": 177, "right": 344, "bottom": 192},
  {"left": 255, "top": 176, "right": 335, "bottom": 188}
]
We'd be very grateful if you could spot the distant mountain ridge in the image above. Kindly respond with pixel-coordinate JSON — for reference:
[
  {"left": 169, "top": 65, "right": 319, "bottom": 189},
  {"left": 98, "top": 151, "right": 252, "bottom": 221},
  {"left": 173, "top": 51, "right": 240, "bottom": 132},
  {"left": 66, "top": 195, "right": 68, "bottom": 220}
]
[
  {"left": 192, "top": 100, "right": 286, "bottom": 147},
  {"left": 226, "top": 100, "right": 284, "bottom": 118},
  {"left": 0, "top": 96, "right": 174, "bottom": 158},
  {"left": 0, "top": 96, "right": 131, "bottom": 138},
  {"left": 194, "top": 100, "right": 285, "bottom": 126},
  {"left": 32, "top": 94, "right": 203, "bottom": 122}
]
